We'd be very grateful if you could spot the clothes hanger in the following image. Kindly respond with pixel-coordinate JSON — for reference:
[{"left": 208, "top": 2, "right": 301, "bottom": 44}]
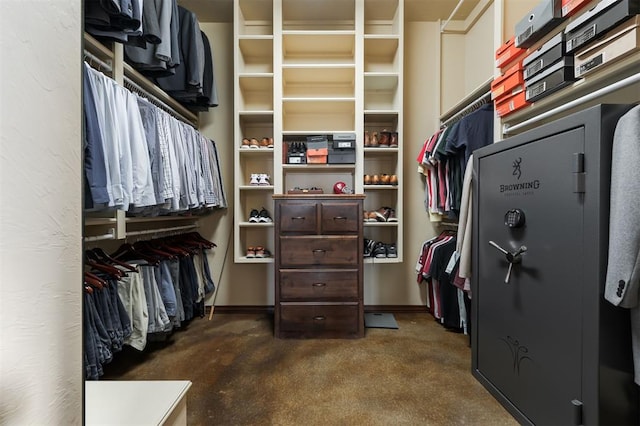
[
  {"left": 111, "top": 243, "right": 161, "bottom": 266},
  {"left": 85, "top": 260, "right": 124, "bottom": 280},
  {"left": 89, "top": 247, "right": 138, "bottom": 272},
  {"left": 133, "top": 241, "right": 177, "bottom": 260}
]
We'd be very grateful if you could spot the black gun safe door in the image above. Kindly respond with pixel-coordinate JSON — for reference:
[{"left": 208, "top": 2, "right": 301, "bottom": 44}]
[{"left": 472, "top": 104, "right": 638, "bottom": 425}]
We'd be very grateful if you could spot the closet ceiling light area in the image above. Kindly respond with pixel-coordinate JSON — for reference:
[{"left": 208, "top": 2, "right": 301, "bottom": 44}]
[{"left": 178, "top": 0, "right": 481, "bottom": 23}]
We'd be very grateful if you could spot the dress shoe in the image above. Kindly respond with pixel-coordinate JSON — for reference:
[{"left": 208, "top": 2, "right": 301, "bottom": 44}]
[
  {"left": 371, "top": 174, "right": 380, "bottom": 185},
  {"left": 364, "top": 174, "right": 372, "bottom": 185},
  {"left": 364, "top": 131, "right": 371, "bottom": 147},
  {"left": 379, "top": 130, "right": 390, "bottom": 147},
  {"left": 389, "top": 175, "right": 398, "bottom": 185},
  {"left": 370, "top": 132, "right": 379, "bottom": 147},
  {"left": 380, "top": 174, "right": 390, "bottom": 184},
  {"left": 390, "top": 132, "right": 399, "bottom": 148}
]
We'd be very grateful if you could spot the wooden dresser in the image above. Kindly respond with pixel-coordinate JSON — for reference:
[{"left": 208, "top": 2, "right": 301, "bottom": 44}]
[{"left": 273, "top": 194, "right": 365, "bottom": 338}]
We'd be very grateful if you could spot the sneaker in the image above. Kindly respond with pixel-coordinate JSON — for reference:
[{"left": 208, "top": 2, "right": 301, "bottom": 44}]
[
  {"left": 268, "top": 137, "right": 274, "bottom": 148},
  {"left": 246, "top": 246, "right": 256, "bottom": 258},
  {"left": 249, "top": 174, "right": 260, "bottom": 185},
  {"left": 373, "top": 241, "right": 387, "bottom": 258},
  {"left": 249, "top": 138, "right": 260, "bottom": 149},
  {"left": 386, "top": 243, "right": 398, "bottom": 258},
  {"left": 363, "top": 239, "right": 377, "bottom": 257},
  {"left": 258, "top": 208, "right": 272, "bottom": 223},
  {"left": 260, "top": 137, "right": 270, "bottom": 148},
  {"left": 248, "top": 209, "right": 260, "bottom": 223},
  {"left": 241, "top": 138, "right": 251, "bottom": 149},
  {"left": 258, "top": 174, "right": 270, "bottom": 185}
]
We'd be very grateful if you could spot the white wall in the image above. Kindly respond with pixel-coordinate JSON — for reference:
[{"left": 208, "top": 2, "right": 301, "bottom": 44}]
[{"left": 0, "top": 0, "right": 83, "bottom": 423}]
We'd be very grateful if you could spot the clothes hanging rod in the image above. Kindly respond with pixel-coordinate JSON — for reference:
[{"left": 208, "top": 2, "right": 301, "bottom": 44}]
[
  {"left": 441, "top": 0, "right": 465, "bottom": 32},
  {"left": 123, "top": 76, "right": 196, "bottom": 127},
  {"left": 441, "top": 90, "right": 492, "bottom": 127},
  {"left": 503, "top": 73, "right": 640, "bottom": 135},
  {"left": 84, "top": 51, "right": 113, "bottom": 73},
  {"left": 84, "top": 229, "right": 116, "bottom": 242},
  {"left": 125, "top": 224, "right": 198, "bottom": 238},
  {"left": 440, "top": 78, "right": 492, "bottom": 125}
]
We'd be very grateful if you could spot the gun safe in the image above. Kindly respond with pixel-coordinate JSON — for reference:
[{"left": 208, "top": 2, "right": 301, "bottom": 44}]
[{"left": 472, "top": 104, "right": 638, "bottom": 425}]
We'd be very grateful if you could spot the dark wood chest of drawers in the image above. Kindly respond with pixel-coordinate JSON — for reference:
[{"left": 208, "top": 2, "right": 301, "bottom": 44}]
[{"left": 273, "top": 195, "right": 365, "bottom": 338}]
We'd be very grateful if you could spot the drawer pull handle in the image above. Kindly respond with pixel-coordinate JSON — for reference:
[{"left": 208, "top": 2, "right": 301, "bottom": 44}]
[
  {"left": 312, "top": 249, "right": 326, "bottom": 254},
  {"left": 333, "top": 216, "right": 347, "bottom": 221},
  {"left": 313, "top": 316, "right": 326, "bottom": 321},
  {"left": 291, "top": 216, "right": 305, "bottom": 221},
  {"left": 312, "top": 282, "right": 326, "bottom": 287}
]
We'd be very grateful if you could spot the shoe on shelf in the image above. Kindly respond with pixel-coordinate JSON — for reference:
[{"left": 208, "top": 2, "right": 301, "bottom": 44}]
[
  {"left": 364, "top": 174, "right": 372, "bottom": 185},
  {"left": 268, "top": 137, "right": 274, "bottom": 148},
  {"left": 380, "top": 174, "right": 390, "bottom": 185},
  {"left": 386, "top": 208, "right": 398, "bottom": 222},
  {"left": 364, "top": 131, "right": 371, "bottom": 147},
  {"left": 250, "top": 138, "right": 260, "bottom": 149},
  {"left": 260, "top": 137, "right": 270, "bottom": 148},
  {"left": 370, "top": 132, "right": 379, "bottom": 147},
  {"left": 379, "top": 130, "right": 390, "bottom": 147},
  {"left": 254, "top": 246, "right": 271, "bottom": 258},
  {"left": 374, "top": 207, "right": 391, "bottom": 222},
  {"left": 389, "top": 175, "right": 398, "bottom": 185},
  {"left": 390, "top": 132, "right": 399, "bottom": 148},
  {"left": 249, "top": 173, "right": 260, "bottom": 185},
  {"left": 364, "top": 239, "right": 377, "bottom": 257},
  {"left": 246, "top": 246, "right": 256, "bottom": 258},
  {"left": 371, "top": 174, "right": 380, "bottom": 185},
  {"left": 241, "top": 138, "right": 251, "bottom": 149},
  {"left": 257, "top": 173, "right": 270, "bottom": 185},
  {"left": 386, "top": 243, "right": 398, "bottom": 258},
  {"left": 248, "top": 209, "right": 260, "bottom": 223},
  {"left": 258, "top": 207, "right": 273, "bottom": 223},
  {"left": 373, "top": 241, "right": 387, "bottom": 258}
]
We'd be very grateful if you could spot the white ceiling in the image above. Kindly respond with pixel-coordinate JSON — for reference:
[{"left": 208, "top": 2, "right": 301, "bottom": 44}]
[{"left": 178, "top": 0, "right": 481, "bottom": 23}]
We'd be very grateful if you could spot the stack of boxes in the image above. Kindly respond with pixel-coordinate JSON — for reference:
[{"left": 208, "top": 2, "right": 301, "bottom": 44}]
[
  {"left": 493, "top": 37, "right": 528, "bottom": 117},
  {"left": 493, "top": 0, "right": 639, "bottom": 117}
]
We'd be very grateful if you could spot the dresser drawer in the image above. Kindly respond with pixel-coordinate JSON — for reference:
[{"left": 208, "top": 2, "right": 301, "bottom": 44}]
[
  {"left": 279, "top": 269, "right": 358, "bottom": 300},
  {"left": 320, "top": 202, "right": 360, "bottom": 234},
  {"left": 279, "top": 236, "right": 358, "bottom": 266},
  {"left": 278, "top": 304, "right": 360, "bottom": 337},
  {"left": 278, "top": 203, "right": 317, "bottom": 233}
]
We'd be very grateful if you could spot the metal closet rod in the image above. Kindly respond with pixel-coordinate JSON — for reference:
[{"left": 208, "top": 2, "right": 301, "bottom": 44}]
[
  {"left": 503, "top": 73, "right": 640, "bottom": 135},
  {"left": 125, "top": 224, "right": 199, "bottom": 238},
  {"left": 122, "top": 76, "right": 196, "bottom": 126},
  {"left": 84, "top": 51, "right": 113, "bottom": 73},
  {"left": 441, "top": 91, "right": 492, "bottom": 127}
]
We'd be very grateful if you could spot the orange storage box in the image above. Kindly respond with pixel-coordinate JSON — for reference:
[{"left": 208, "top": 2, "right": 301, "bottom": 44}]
[
  {"left": 495, "top": 36, "right": 526, "bottom": 70},
  {"left": 495, "top": 90, "right": 530, "bottom": 117},
  {"left": 491, "top": 60, "right": 525, "bottom": 102}
]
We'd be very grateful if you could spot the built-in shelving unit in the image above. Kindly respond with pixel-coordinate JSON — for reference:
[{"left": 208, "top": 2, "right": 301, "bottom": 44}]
[{"left": 233, "top": 0, "right": 404, "bottom": 263}]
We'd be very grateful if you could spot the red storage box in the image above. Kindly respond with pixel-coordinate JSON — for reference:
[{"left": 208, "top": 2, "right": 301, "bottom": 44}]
[
  {"left": 562, "top": 0, "right": 591, "bottom": 17},
  {"left": 491, "top": 60, "right": 525, "bottom": 102},
  {"left": 495, "top": 90, "right": 530, "bottom": 117},
  {"left": 495, "top": 36, "right": 526, "bottom": 70}
]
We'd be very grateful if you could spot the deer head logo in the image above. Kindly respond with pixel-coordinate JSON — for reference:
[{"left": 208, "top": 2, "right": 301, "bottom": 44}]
[{"left": 513, "top": 157, "right": 522, "bottom": 180}]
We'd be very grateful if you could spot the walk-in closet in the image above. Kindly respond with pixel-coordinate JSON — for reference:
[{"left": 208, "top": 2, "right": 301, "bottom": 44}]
[{"left": 2, "top": 0, "right": 639, "bottom": 424}]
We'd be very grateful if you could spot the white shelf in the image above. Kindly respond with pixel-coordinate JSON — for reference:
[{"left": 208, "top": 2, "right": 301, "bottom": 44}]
[
  {"left": 234, "top": 0, "right": 403, "bottom": 263},
  {"left": 363, "top": 185, "right": 398, "bottom": 190},
  {"left": 364, "top": 257, "right": 402, "bottom": 264},
  {"left": 238, "top": 222, "right": 275, "bottom": 227}
]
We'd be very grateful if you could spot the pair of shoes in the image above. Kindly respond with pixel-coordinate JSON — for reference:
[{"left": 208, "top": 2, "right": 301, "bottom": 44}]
[
  {"left": 249, "top": 173, "right": 270, "bottom": 185},
  {"left": 260, "top": 137, "right": 274, "bottom": 148},
  {"left": 367, "top": 241, "right": 398, "bottom": 258},
  {"left": 379, "top": 130, "right": 391, "bottom": 147},
  {"left": 248, "top": 207, "right": 272, "bottom": 223},
  {"left": 247, "top": 246, "right": 271, "bottom": 258},
  {"left": 363, "top": 238, "right": 377, "bottom": 257},
  {"left": 374, "top": 207, "right": 398, "bottom": 222}
]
